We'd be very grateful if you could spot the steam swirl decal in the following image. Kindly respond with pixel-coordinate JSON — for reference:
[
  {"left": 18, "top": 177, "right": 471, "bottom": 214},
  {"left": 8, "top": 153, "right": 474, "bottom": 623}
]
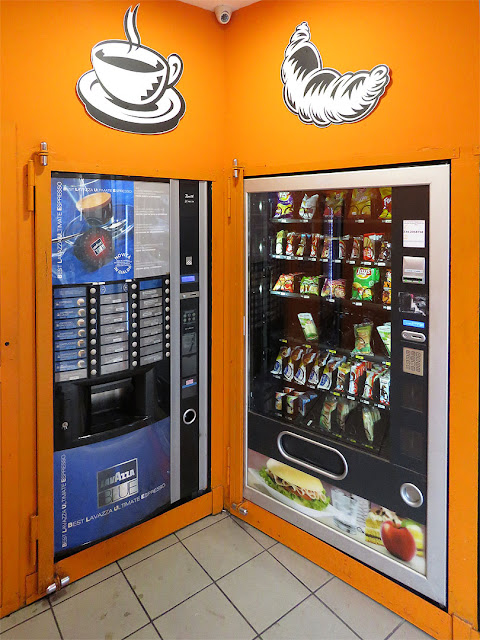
[
  {"left": 281, "top": 22, "right": 390, "bottom": 127},
  {"left": 76, "top": 5, "right": 185, "bottom": 134}
]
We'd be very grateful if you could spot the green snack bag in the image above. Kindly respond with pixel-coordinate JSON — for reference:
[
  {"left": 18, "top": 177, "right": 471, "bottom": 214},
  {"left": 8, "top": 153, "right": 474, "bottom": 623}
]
[
  {"left": 298, "top": 313, "right": 318, "bottom": 340},
  {"left": 377, "top": 324, "right": 391, "bottom": 355},
  {"left": 351, "top": 267, "right": 380, "bottom": 301}
]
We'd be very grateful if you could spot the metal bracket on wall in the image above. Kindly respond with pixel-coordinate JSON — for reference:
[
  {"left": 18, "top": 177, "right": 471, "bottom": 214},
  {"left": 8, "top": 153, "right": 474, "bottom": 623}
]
[
  {"left": 232, "top": 158, "right": 244, "bottom": 180},
  {"left": 36, "top": 141, "right": 49, "bottom": 166}
]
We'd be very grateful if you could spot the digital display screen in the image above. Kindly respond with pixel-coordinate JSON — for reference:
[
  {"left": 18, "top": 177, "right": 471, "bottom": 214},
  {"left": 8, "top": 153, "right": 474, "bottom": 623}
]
[
  {"left": 403, "top": 319, "right": 425, "bottom": 329},
  {"left": 181, "top": 275, "right": 197, "bottom": 283}
]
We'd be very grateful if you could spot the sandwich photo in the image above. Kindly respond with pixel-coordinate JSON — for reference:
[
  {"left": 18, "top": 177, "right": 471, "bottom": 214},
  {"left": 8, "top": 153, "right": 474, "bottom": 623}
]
[{"left": 259, "top": 458, "right": 330, "bottom": 512}]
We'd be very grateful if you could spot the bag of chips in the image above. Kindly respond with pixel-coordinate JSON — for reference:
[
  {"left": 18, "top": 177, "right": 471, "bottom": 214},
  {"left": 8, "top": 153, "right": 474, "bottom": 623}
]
[
  {"left": 273, "top": 273, "right": 295, "bottom": 293},
  {"left": 300, "top": 276, "right": 321, "bottom": 296},
  {"left": 378, "top": 240, "right": 391, "bottom": 262},
  {"left": 275, "top": 230, "right": 286, "bottom": 255},
  {"left": 299, "top": 193, "right": 319, "bottom": 220},
  {"left": 382, "top": 269, "right": 391, "bottom": 305},
  {"left": 351, "top": 267, "right": 380, "bottom": 301},
  {"left": 349, "top": 188, "right": 375, "bottom": 218},
  {"left": 296, "top": 233, "right": 307, "bottom": 257},
  {"left": 338, "top": 238, "right": 347, "bottom": 260},
  {"left": 379, "top": 369, "right": 391, "bottom": 405},
  {"left": 285, "top": 232, "right": 296, "bottom": 256},
  {"left": 363, "top": 234, "right": 383, "bottom": 262},
  {"left": 271, "top": 345, "right": 291, "bottom": 376},
  {"left": 352, "top": 322, "right": 374, "bottom": 355},
  {"left": 350, "top": 236, "right": 362, "bottom": 261},
  {"left": 377, "top": 323, "right": 391, "bottom": 355},
  {"left": 348, "top": 361, "right": 367, "bottom": 395},
  {"left": 274, "top": 192, "right": 294, "bottom": 218},
  {"left": 334, "top": 361, "right": 351, "bottom": 392},
  {"left": 321, "top": 279, "right": 346, "bottom": 299},
  {"left": 324, "top": 191, "right": 345, "bottom": 218},
  {"left": 321, "top": 237, "right": 332, "bottom": 259},
  {"left": 379, "top": 187, "right": 392, "bottom": 219},
  {"left": 310, "top": 234, "right": 322, "bottom": 259}
]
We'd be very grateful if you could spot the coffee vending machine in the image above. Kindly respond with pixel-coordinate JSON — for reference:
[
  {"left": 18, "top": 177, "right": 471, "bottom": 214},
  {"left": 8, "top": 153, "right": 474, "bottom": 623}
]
[{"left": 51, "top": 173, "right": 210, "bottom": 557}]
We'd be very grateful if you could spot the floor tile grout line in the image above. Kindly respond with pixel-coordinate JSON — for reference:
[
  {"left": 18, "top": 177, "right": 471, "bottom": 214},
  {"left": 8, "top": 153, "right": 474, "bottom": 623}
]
[
  {"left": 174, "top": 511, "right": 230, "bottom": 542},
  {"left": 175, "top": 535, "right": 258, "bottom": 638},
  {"left": 118, "top": 539, "right": 179, "bottom": 572},
  {"left": 264, "top": 542, "right": 332, "bottom": 594},
  {"left": 122, "top": 621, "right": 162, "bottom": 640},
  {"left": 213, "top": 577, "right": 262, "bottom": 638},
  {"left": 254, "top": 591, "right": 314, "bottom": 637},
  {"left": 230, "top": 514, "right": 278, "bottom": 551},
  {"left": 384, "top": 619, "right": 405, "bottom": 640},
  {"left": 314, "top": 591, "right": 365, "bottom": 640},
  {"left": 48, "top": 566, "right": 123, "bottom": 608},
  {"left": 117, "top": 562, "right": 158, "bottom": 629},
  {"left": 0, "top": 605, "right": 52, "bottom": 635},
  {"left": 48, "top": 597, "right": 64, "bottom": 640}
]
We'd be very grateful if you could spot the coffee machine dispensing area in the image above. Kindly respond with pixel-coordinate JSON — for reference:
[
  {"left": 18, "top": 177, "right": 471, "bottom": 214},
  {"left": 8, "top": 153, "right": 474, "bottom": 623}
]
[{"left": 51, "top": 174, "right": 210, "bottom": 557}]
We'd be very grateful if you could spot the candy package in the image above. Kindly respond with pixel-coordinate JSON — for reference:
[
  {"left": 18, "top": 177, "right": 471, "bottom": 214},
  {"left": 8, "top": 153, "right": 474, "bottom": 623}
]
[
  {"left": 378, "top": 240, "right": 391, "bottom": 262},
  {"left": 273, "top": 273, "right": 295, "bottom": 292},
  {"left": 334, "top": 361, "right": 351, "bottom": 392},
  {"left": 324, "top": 191, "right": 345, "bottom": 218},
  {"left": 348, "top": 361, "right": 367, "bottom": 395},
  {"left": 300, "top": 276, "right": 321, "bottom": 296},
  {"left": 379, "top": 187, "right": 392, "bottom": 219},
  {"left": 318, "top": 356, "right": 345, "bottom": 391},
  {"left": 362, "top": 406, "right": 381, "bottom": 442},
  {"left": 363, "top": 234, "right": 383, "bottom": 262},
  {"left": 285, "top": 232, "right": 297, "bottom": 256},
  {"left": 352, "top": 321, "right": 374, "bottom": 355},
  {"left": 349, "top": 188, "right": 375, "bottom": 218},
  {"left": 298, "top": 392, "right": 318, "bottom": 417},
  {"left": 296, "top": 234, "right": 307, "bottom": 257},
  {"left": 320, "top": 396, "right": 338, "bottom": 431},
  {"left": 379, "top": 369, "right": 391, "bottom": 406},
  {"left": 286, "top": 392, "right": 305, "bottom": 416},
  {"left": 271, "top": 345, "right": 291, "bottom": 376},
  {"left": 299, "top": 193, "right": 319, "bottom": 220},
  {"left": 274, "top": 192, "right": 294, "bottom": 218},
  {"left": 362, "top": 366, "right": 383, "bottom": 400},
  {"left": 310, "top": 234, "right": 322, "bottom": 258},
  {"left": 321, "top": 237, "right": 332, "bottom": 259},
  {"left": 321, "top": 278, "right": 346, "bottom": 299},
  {"left": 382, "top": 269, "right": 392, "bottom": 305},
  {"left": 377, "top": 323, "right": 391, "bottom": 355},
  {"left": 284, "top": 346, "right": 306, "bottom": 382},
  {"left": 275, "top": 391, "right": 286, "bottom": 412},
  {"left": 307, "top": 351, "right": 330, "bottom": 388},
  {"left": 350, "top": 237, "right": 362, "bottom": 261},
  {"left": 298, "top": 313, "right": 319, "bottom": 340},
  {"left": 351, "top": 267, "right": 380, "bottom": 301},
  {"left": 338, "top": 237, "right": 347, "bottom": 260},
  {"left": 276, "top": 230, "right": 286, "bottom": 255},
  {"left": 294, "top": 351, "right": 317, "bottom": 386}
]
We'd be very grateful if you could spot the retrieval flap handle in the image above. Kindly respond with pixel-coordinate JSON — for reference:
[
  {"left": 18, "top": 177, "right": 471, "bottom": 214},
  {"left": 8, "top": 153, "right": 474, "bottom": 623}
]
[{"left": 277, "top": 431, "right": 348, "bottom": 481}]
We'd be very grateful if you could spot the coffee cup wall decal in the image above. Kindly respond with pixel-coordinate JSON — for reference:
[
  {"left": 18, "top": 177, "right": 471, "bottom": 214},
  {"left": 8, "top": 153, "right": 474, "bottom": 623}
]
[
  {"left": 77, "top": 5, "right": 186, "bottom": 134},
  {"left": 281, "top": 22, "right": 390, "bottom": 127}
]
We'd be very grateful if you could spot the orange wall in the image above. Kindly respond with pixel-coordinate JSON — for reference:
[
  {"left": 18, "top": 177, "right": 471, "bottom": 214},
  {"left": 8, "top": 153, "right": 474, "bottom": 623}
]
[
  {"left": 0, "top": 0, "right": 227, "bottom": 614},
  {"left": 224, "top": 0, "right": 479, "bottom": 169},
  {"left": 223, "top": 0, "right": 480, "bottom": 630}
]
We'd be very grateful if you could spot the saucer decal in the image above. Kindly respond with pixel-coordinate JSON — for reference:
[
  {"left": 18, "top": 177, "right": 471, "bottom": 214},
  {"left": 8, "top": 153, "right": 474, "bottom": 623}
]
[
  {"left": 281, "top": 22, "right": 390, "bottom": 127},
  {"left": 76, "top": 5, "right": 186, "bottom": 134}
]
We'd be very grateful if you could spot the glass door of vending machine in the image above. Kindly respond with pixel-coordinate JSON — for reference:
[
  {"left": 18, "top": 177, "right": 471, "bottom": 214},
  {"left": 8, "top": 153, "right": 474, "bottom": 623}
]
[
  {"left": 244, "top": 164, "right": 449, "bottom": 604},
  {"left": 45, "top": 173, "right": 209, "bottom": 559}
]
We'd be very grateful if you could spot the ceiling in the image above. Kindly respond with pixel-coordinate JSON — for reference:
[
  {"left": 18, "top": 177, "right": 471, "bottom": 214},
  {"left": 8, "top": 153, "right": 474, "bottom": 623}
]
[{"left": 178, "top": 0, "right": 260, "bottom": 12}]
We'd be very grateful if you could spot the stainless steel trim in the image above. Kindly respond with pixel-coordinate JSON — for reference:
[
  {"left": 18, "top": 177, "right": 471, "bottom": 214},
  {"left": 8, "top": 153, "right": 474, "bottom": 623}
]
[
  {"left": 183, "top": 408, "right": 197, "bottom": 425},
  {"left": 180, "top": 291, "right": 200, "bottom": 299},
  {"left": 198, "top": 181, "right": 209, "bottom": 492},
  {"left": 400, "top": 483, "right": 424, "bottom": 508},
  {"left": 277, "top": 431, "right": 348, "bottom": 480},
  {"left": 243, "top": 164, "right": 450, "bottom": 606},
  {"left": 401, "top": 330, "right": 426, "bottom": 342},
  {"left": 170, "top": 180, "right": 181, "bottom": 503}
]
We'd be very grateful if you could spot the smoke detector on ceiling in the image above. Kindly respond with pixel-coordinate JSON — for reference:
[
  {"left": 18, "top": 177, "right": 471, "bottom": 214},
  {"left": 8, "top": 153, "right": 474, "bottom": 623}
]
[{"left": 214, "top": 5, "right": 232, "bottom": 23}]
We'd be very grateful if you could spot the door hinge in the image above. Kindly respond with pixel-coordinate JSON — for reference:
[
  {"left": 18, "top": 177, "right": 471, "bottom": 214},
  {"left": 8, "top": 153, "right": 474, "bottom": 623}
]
[
  {"left": 46, "top": 575, "right": 70, "bottom": 595},
  {"left": 36, "top": 141, "right": 49, "bottom": 166},
  {"left": 27, "top": 159, "right": 35, "bottom": 213},
  {"left": 231, "top": 502, "right": 248, "bottom": 516},
  {"left": 29, "top": 514, "right": 39, "bottom": 567}
]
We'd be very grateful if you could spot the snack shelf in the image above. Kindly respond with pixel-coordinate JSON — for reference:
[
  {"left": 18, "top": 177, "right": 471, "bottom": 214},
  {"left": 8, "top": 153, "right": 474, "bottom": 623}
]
[
  {"left": 270, "top": 218, "right": 311, "bottom": 224},
  {"left": 271, "top": 374, "right": 390, "bottom": 413},
  {"left": 350, "top": 218, "right": 392, "bottom": 224},
  {"left": 270, "top": 217, "right": 392, "bottom": 225},
  {"left": 278, "top": 338, "right": 391, "bottom": 366},
  {"left": 271, "top": 255, "right": 391, "bottom": 267},
  {"left": 270, "top": 289, "right": 391, "bottom": 311}
]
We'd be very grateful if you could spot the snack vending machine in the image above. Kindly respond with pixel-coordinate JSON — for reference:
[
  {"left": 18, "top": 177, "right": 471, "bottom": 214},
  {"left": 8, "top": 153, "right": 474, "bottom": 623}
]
[
  {"left": 51, "top": 173, "right": 209, "bottom": 557},
  {"left": 244, "top": 164, "right": 449, "bottom": 604}
]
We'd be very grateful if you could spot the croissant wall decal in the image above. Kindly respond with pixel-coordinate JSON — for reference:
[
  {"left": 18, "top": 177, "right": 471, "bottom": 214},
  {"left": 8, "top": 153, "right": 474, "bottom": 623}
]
[{"left": 281, "top": 22, "right": 391, "bottom": 127}]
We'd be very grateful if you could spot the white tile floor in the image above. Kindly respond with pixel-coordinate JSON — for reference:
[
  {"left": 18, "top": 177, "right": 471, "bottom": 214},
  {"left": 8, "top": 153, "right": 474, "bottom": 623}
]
[{"left": 0, "top": 511, "right": 436, "bottom": 640}]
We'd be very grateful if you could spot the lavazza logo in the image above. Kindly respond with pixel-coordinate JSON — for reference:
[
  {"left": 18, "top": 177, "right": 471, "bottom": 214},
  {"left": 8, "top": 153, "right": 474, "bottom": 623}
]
[{"left": 97, "top": 459, "right": 139, "bottom": 508}]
